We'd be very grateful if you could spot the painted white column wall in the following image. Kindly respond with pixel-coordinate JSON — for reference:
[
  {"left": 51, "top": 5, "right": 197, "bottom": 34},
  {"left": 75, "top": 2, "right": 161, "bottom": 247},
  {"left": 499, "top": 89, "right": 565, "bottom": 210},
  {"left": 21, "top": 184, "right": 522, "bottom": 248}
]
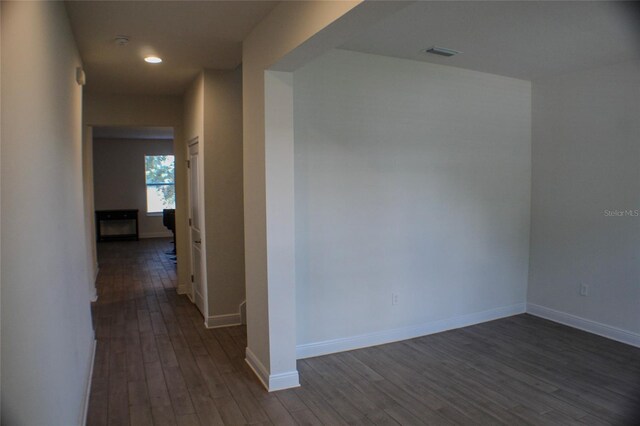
[
  {"left": 263, "top": 71, "right": 297, "bottom": 385},
  {"left": 242, "top": 1, "right": 363, "bottom": 390}
]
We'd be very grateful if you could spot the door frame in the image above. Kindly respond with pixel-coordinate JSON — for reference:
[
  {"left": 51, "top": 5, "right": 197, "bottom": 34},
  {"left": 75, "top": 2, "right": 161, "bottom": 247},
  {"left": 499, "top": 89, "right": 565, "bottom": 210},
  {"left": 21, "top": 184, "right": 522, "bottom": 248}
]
[{"left": 187, "top": 137, "right": 207, "bottom": 319}]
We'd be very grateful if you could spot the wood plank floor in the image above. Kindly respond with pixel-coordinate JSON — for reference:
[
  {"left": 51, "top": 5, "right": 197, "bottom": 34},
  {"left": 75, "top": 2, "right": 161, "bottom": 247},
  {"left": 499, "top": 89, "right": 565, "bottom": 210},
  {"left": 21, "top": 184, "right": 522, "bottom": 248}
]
[{"left": 87, "top": 238, "right": 640, "bottom": 425}]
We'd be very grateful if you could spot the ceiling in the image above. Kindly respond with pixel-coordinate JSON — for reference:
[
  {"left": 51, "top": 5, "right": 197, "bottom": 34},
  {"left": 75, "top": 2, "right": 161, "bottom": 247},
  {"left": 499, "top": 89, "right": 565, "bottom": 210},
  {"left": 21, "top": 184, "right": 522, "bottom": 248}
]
[
  {"left": 66, "top": 1, "right": 639, "bottom": 96},
  {"left": 65, "top": 1, "right": 278, "bottom": 95},
  {"left": 340, "top": 1, "right": 640, "bottom": 81}
]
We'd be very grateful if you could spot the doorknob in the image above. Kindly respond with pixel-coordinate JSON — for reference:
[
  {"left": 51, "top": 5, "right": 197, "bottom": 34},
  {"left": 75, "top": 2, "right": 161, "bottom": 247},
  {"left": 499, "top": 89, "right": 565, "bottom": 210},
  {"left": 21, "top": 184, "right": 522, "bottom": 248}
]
[{"left": 194, "top": 240, "right": 201, "bottom": 244}]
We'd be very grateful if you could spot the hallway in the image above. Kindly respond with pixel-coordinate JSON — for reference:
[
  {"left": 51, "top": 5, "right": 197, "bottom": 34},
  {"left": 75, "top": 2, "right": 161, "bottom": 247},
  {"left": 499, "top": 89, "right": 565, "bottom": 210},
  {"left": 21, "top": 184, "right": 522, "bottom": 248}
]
[
  {"left": 87, "top": 239, "right": 640, "bottom": 425},
  {"left": 87, "top": 238, "right": 281, "bottom": 425}
]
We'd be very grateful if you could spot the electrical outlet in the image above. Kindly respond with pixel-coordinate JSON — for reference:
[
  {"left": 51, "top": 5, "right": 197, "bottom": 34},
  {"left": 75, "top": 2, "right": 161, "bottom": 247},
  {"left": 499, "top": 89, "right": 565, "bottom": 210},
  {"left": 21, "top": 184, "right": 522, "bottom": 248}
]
[
  {"left": 580, "top": 283, "right": 589, "bottom": 296},
  {"left": 392, "top": 293, "right": 399, "bottom": 305}
]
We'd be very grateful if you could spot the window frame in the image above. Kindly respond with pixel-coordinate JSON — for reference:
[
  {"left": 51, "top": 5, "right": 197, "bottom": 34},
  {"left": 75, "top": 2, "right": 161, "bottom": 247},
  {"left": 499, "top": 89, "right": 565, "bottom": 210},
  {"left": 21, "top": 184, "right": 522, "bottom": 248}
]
[{"left": 144, "top": 154, "right": 176, "bottom": 214}]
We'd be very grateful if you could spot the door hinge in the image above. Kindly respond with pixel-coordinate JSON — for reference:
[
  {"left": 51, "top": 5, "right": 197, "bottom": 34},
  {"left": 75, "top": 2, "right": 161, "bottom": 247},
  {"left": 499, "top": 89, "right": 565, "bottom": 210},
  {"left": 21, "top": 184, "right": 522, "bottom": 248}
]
[
  {"left": 191, "top": 274, "right": 194, "bottom": 282},
  {"left": 187, "top": 160, "right": 191, "bottom": 168},
  {"left": 189, "top": 218, "right": 192, "bottom": 226}
]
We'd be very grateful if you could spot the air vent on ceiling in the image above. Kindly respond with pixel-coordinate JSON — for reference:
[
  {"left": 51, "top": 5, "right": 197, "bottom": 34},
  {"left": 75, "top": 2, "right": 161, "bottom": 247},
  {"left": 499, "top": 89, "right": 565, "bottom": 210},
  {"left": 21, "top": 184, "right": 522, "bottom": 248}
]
[
  {"left": 114, "top": 35, "right": 130, "bottom": 46},
  {"left": 424, "top": 46, "right": 461, "bottom": 57}
]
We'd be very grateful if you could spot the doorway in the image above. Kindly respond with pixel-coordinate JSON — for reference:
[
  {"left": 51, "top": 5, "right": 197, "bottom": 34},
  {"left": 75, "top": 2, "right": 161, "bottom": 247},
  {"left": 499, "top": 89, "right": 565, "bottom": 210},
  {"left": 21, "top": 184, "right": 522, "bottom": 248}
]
[{"left": 86, "top": 126, "right": 180, "bottom": 284}]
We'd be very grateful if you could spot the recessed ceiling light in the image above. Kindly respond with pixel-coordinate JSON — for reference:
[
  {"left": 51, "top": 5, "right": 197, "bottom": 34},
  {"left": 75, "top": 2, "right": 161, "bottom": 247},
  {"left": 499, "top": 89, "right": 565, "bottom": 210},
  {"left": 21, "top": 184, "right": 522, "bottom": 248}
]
[
  {"left": 423, "top": 46, "right": 461, "bottom": 57},
  {"left": 144, "top": 56, "right": 162, "bottom": 64}
]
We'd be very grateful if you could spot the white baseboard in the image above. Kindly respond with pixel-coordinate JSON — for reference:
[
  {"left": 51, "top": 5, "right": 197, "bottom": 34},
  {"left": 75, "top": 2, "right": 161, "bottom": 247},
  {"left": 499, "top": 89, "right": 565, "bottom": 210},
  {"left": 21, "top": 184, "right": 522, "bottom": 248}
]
[
  {"left": 269, "top": 370, "right": 301, "bottom": 392},
  {"left": 239, "top": 300, "right": 247, "bottom": 325},
  {"left": 81, "top": 339, "right": 97, "bottom": 426},
  {"left": 245, "top": 347, "right": 270, "bottom": 389},
  {"left": 245, "top": 347, "right": 300, "bottom": 392},
  {"left": 526, "top": 303, "right": 640, "bottom": 348},
  {"left": 205, "top": 313, "right": 242, "bottom": 329},
  {"left": 296, "top": 303, "right": 526, "bottom": 359},
  {"left": 139, "top": 231, "right": 173, "bottom": 239},
  {"left": 177, "top": 285, "right": 191, "bottom": 296}
]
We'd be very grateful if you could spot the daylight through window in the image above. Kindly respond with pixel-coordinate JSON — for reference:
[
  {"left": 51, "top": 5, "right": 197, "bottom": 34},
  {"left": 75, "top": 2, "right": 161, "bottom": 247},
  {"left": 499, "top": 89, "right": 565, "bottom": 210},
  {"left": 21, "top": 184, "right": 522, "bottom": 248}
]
[{"left": 145, "top": 155, "right": 175, "bottom": 213}]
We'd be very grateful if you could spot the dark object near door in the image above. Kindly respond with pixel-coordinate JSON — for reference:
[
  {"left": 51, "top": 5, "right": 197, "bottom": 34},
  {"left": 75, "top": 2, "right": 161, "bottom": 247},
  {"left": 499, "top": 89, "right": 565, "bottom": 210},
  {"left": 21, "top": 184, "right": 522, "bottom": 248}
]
[
  {"left": 163, "top": 209, "right": 177, "bottom": 259},
  {"left": 162, "top": 208, "right": 175, "bottom": 233}
]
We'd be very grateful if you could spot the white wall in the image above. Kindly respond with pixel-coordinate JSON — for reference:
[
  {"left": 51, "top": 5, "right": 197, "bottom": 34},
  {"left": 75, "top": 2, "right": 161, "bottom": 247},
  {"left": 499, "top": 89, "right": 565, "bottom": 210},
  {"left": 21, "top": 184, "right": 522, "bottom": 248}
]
[
  {"left": 183, "top": 74, "right": 204, "bottom": 145},
  {"left": 182, "top": 69, "right": 246, "bottom": 325},
  {"left": 93, "top": 138, "right": 175, "bottom": 238},
  {"left": 82, "top": 126, "right": 98, "bottom": 300},
  {"left": 183, "top": 69, "right": 247, "bottom": 324},
  {"left": 528, "top": 60, "right": 640, "bottom": 338},
  {"left": 84, "top": 93, "right": 183, "bottom": 126},
  {"left": 203, "top": 69, "right": 246, "bottom": 322},
  {"left": 0, "top": 1, "right": 3, "bottom": 407},
  {"left": 1, "top": 2, "right": 94, "bottom": 424},
  {"left": 294, "top": 49, "right": 532, "bottom": 352}
]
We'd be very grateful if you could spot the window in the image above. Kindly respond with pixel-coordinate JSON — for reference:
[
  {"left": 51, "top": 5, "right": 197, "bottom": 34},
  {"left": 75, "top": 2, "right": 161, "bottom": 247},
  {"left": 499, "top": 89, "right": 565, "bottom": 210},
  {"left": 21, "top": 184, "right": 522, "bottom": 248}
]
[{"left": 145, "top": 155, "right": 175, "bottom": 213}]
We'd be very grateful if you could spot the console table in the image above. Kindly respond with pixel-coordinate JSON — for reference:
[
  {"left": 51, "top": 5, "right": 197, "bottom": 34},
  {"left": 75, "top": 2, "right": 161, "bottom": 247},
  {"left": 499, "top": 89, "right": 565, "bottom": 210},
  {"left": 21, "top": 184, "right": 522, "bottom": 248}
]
[{"left": 95, "top": 209, "right": 139, "bottom": 242}]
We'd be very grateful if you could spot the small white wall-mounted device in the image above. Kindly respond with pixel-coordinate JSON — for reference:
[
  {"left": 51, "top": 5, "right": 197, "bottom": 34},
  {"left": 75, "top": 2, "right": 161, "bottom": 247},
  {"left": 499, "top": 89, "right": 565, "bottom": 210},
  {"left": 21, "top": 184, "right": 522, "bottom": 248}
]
[{"left": 76, "top": 67, "right": 86, "bottom": 86}]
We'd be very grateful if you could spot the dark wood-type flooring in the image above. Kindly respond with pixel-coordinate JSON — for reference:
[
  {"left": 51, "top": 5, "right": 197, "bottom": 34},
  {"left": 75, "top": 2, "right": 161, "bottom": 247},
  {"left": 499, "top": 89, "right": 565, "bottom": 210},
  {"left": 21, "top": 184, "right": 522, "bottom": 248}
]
[{"left": 87, "top": 238, "right": 640, "bottom": 425}]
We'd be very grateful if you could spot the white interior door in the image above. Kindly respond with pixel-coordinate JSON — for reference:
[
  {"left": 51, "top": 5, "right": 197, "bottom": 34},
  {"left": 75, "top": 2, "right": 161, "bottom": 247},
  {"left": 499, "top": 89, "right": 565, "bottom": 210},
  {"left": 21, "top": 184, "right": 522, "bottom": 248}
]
[{"left": 188, "top": 139, "right": 206, "bottom": 316}]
